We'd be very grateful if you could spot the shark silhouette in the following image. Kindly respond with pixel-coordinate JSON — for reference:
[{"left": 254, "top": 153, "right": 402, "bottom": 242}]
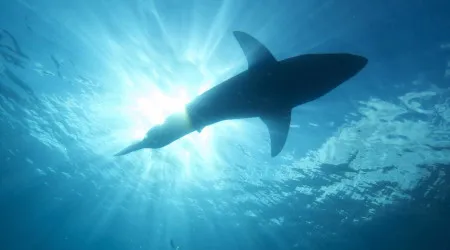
[
  {"left": 170, "top": 239, "right": 180, "bottom": 250},
  {"left": 115, "top": 31, "right": 367, "bottom": 157}
]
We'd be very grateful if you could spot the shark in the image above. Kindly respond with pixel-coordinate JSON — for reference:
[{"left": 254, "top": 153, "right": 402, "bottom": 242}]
[
  {"left": 170, "top": 239, "right": 180, "bottom": 250},
  {"left": 115, "top": 31, "right": 368, "bottom": 157}
]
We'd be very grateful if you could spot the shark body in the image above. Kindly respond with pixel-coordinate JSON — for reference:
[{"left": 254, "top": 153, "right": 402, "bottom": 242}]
[{"left": 115, "top": 31, "right": 368, "bottom": 157}]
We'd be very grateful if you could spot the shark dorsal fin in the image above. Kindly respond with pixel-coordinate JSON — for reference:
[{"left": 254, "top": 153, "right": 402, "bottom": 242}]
[
  {"left": 260, "top": 109, "right": 292, "bottom": 157},
  {"left": 233, "top": 31, "right": 277, "bottom": 69}
]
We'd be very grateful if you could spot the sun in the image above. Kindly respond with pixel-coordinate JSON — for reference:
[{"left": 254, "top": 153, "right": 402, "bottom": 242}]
[{"left": 124, "top": 85, "right": 195, "bottom": 140}]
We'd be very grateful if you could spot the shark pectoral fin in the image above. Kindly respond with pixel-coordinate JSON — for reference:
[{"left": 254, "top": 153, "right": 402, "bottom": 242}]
[
  {"left": 233, "top": 31, "right": 277, "bottom": 68},
  {"left": 261, "top": 109, "right": 292, "bottom": 157}
]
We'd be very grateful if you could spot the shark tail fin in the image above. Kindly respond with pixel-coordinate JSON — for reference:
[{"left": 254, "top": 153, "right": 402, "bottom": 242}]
[{"left": 114, "top": 140, "right": 146, "bottom": 156}]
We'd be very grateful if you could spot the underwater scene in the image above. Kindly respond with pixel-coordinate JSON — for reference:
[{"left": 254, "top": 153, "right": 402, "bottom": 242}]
[{"left": 1, "top": 0, "right": 449, "bottom": 249}]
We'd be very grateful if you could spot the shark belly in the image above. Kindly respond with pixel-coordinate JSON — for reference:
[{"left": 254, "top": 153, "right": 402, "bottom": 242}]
[{"left": 185, "top": 75, "right": 262, "bottom": 131}]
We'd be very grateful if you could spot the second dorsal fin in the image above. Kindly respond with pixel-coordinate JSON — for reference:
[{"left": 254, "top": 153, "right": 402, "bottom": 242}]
[{"left": 233, "top": 31, "right": 277, "bottom": 69}]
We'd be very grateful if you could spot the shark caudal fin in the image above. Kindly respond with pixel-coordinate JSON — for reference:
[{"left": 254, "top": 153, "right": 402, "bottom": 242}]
[
  {"left": 261, "top": 109, "right": 292, "bottom": 157},
  {"left": 233, "top": 31, "right": 277, "bottom": 68},
  {"left": 114, "top": 140, "right": 146, "bottom": 156}
]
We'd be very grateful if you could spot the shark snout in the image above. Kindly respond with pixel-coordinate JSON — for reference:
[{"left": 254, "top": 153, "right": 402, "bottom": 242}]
[
  {"left": 356, "top": 55, "right": 368, "bottom": 68},
  {"left": 336, "top": 54, "right": 368, "bottom": 78},
  {"left": 349, "top": 54, "right": 368, "bottom": 71}
]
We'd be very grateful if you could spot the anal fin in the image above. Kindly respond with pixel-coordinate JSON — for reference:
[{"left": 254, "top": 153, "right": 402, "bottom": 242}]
[{"left": 260, "top": 109, "right": 292, "bottom": 157}]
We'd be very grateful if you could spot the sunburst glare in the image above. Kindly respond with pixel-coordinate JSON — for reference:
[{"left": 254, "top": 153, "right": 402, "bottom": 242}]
[
  {"left": 95, "top": 50, "right": 245, "bottom": 183},
  {"left": 57, "top": 0, "right": 261, "bottom": 187}
]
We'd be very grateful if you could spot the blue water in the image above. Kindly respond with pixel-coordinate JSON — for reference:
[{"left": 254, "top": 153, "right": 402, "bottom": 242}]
[{"left": 1, "top": 0, "right": 449, "bottom": 249}]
